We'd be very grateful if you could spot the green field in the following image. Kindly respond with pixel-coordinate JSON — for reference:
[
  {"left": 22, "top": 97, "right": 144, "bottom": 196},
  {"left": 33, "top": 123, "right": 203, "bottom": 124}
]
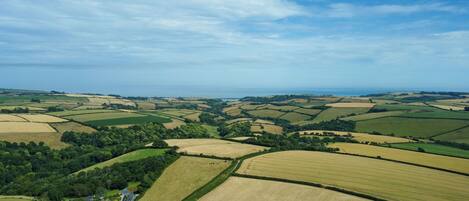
[
  {"left": 0, "top": 95, "right": 87, "bottom": 104},
  {"left": 434, "top": 125, "right": 469, "bottom": 144},
  {"left": 77, "top": 149, "right": 167, "bottom": 173},
  {"left": 48, "top": 109, "right": 114, "bottom": 117},
  {"left": 341, "top": 111, "right": 406, "bottom": 121},
  {"left": 400, "top": 110, "right": 469, "bottom": 120},
  {"left": 313, "top": 107, "right": 369, "bottom": 123},
  {"left": 293, "top": 108, "right": 321, "bottom": 115},
  {"left": 85, "top": 115, "right": 171, "bottom": 126},
  {"left": 202, "top": 124, "right": 220, "bottom": 137},
  {"left": 279, "top": 112, "right": 311, "bottom": 122},
  {"left": 356, "top": 117, "right": 469, "bottom": 137},
  {"left": 388, "top": 143, "right": 469, "bottom": 158},
  {"left": 373, "top": 104, "right": 440, "bottom": 111},
  {"left": 247, "top": 109, "right": 285, "bottom": 118},
  {"left": 65, "top": 112, "right": 143, "bottom": 122}
]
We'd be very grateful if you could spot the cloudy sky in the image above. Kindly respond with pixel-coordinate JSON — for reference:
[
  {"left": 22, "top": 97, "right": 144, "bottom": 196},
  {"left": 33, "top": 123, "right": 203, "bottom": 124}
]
[{"left": 1, "top": 0, "right": 468, "bottom": 96}]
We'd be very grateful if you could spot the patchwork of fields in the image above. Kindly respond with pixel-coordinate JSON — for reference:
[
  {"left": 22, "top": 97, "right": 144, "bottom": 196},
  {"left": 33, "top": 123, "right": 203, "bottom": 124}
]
[
  {"left": 300, "top": 130, "right": 413, "bottom": 144},
  {"left": 165, "top": 139, "right": 267, "bottom": 158}
]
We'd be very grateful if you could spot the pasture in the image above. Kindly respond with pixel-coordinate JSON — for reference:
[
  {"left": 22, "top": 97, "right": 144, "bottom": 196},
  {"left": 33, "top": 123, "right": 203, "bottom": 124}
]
[
  {"left": 325, "top": 103, "right": 375, "bottom": 108},
  {"left": 165, "top": 139, "right": 267, "bottom": 158},
  {"left": 280, "top": 112, "right": 311, "bottom": 123},
  {"left": 388, "top": 143, "right": 469, "bottom": 158},
  {"left": 237, "top": 151, "right": 469, "bottom": 201},
  {"left": 50, "top": 122, "right": 96, "bottom": 134},
  {"left": 293, "top": 108, "right": 321, "bottom": 115},
  {"left": 0, "top": 196, "right": 34, "bottom": 201},
  {"left": 340, "top": 111, "right": 406, "bottom": 121},
  {"left": 330, "top": 143, "right": 469, "bottom": 174},
  {"left": 300, "top": 130, "right": 413, "bottom": 144},
  {"left": 247, "top": 109, "right": 285, "bottom": 118},
  {"left": 140, "top": 156, "right": 230, "bottom": 201},
  {"left": 64, "top": 111, "right": 144, "bottom": 122},
  {"left": 163, "top": 119, "right": 185, "bottom": 129},
  {"left": 251, "top": 123, "right": 283, "bottom": 134},
  {"left": 313, "top": 107, "right": 370, "bottom": 123},
  {"left": 77, "top": 149, "right": 167, "bottom": 173},
  {"left": 201, "top": 177, "right": 367, "bottom": 201},
  {"left": 0, "top": 132, "right": 68, "bottom": 149},
  {"left": 356, "top": 117, "right": 469, "bottom": 137},
  {"left": 259, "top": 104, "right": 299, "bottom": 111},
  {"left": 435, "top": 126, "right": 469, "bottom": 144},
  {"left": 48, "top": 109, "right": 114, "bottom": 117},
  {"left": 16, "top": 114, "right": 67, "bottom": 123}
]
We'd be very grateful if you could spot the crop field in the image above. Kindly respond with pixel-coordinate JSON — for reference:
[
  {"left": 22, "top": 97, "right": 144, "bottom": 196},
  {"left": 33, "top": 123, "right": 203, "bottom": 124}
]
[
  {"left": 163, "top": 118, "right": 185, "bottom": 129},
  {"left": 136, "top": 101, "right": 156, "bottom": 110},
  {"left": 0, "top": 196, "right": 34, "bottom": 201},
  {"left": 16, "top": 114, "right": 67, "bottom": 123},
  {"left": 77, "top": 149, "right": 167, "bottom": 173},
  {"left": 200, "top": 177, "right": 367, "bottom": 201},
  {"left": 373, "top": 104, "right": 440, "bottom": 112},
  {"left": 434, "top": 126, "right": 469, "bottom": 144},
  {"left": 50, "top": 122, "right": 96, "bottom": 134},
  {"left": 85, "top": 115, "right": 171, "bottom": 127},
  {"left": 48, "top": 109, "right": 114, "bottom": 117},
  {"left": 251, "top": 123, "right": 283, "bottom": 134},
  {"left": 247, "top": 109, "right": 285, "bottom": 118},
  {"left": 313, "top": 107, "right": 370, "bottom": 123},
  {"left": 0, "top": 132, "right": 68, "bottom": 149},
  {"left": 356, "top": 117, "right": 469, "bottom": 137},
  {"left": 325, "top": 103, "right": 375, "bottom": 108},
  {"left": 388, "top": 143, "right": 469, "bottom": 158},
  {"left": 160, "top": 108, "right": 200, "bottom": 117},
  {"left": 259, "top": 104, "right": 299, "bottom": 111},
  {"left": 0, "top": 114, "right": 26, "bottom": 122},
  {"left": 226, "top": 118, "right": 252, "bottom": 125},
  {"left": 183, "top": 112, "right": 201, "bottom": 121},
  {"left": 64, "top": 111, "right": 144, "bottom": 122},
  {"left": 225, "top": 108, "right": 242, "bottom": 116},
  {"left": 431, "top": 104, "right": 465, "bottom": 111},
  {"left": 0, "top": 106, "right": 45, "bottom": 111},
  {"left": 165, "top": 139, "right": 267, "bottom": 158},
  {"left": 0, "top": 122, "right": 56, "bottom": 133},
  {"left": 400, "top": 109, "right": 469, "bottom": 120},
  {"left": 237, "top": 151, "right": 469, "bottom": 201},
  {"left": 141, "top": 156, "right": 230, "bottom": 201},
  {"left": 340, "top": 111, "right": 406, "bottom": 121},
  {"left": 240, "top": 104, "right": 262, "bottom": 110},
  {"left": 280, "top": 112, "right": 311, "bottom": 123},
  {"left": 293, "top": 108, "right": 321, "bottom": 115},
  {"left": 330, "top": 143, "right": 469, "bottom": 174},
  {"left": 300, "top": 130, "right": 413, "bottom": 144}
]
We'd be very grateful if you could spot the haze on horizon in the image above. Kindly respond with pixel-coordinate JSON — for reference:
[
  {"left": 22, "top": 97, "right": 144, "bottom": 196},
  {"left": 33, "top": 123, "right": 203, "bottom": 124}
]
[{"left": 1, "top": 0, "right": 469, "bottom": 96}]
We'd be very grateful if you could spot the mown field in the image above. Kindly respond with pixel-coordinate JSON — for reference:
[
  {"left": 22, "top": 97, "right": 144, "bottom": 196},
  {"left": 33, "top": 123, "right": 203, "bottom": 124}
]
[
  {"left": 388, "top": 143, "right": 469, "bottom": 158},
  {"left": 237, "top": 151, "right": 469, "bottom": 201},
  {"left": 140, "top": 156, "right": 230, "bottom": 201},
  {"left": 76, "top": 149, "right": 167, "bottom": 173},
  {"left": 50, "top": 122, "right": 96, "bottom": 134},
  {"left": 355, "top": 117, "right": 469, "bottom": 137},
  {"left": 330, "top": 143, "right": 469, "bottom": 174},
  {"left": 201, "top": 177, "right": 367, "bottom": 201},
  {"left": 434, "top": 126, "right": 469, "bottom": 144},
  {"left": 165, "top": 139, "right": 267, "bottom": 158}
]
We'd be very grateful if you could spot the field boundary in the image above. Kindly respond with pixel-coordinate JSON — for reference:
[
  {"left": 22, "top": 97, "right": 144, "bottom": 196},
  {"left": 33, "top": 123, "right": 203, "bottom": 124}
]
[
  {"left": 354, "top": 114, "right": 469, "bottom": 122},
  {"left": 430, "top": 124, "right": 469, "bottom": 138}
]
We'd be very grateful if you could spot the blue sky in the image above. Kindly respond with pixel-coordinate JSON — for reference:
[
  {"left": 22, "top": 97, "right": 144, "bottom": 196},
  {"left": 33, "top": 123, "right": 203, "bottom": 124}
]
[{"left": 1, "top": 0, "right": 468, "bottom": 96}]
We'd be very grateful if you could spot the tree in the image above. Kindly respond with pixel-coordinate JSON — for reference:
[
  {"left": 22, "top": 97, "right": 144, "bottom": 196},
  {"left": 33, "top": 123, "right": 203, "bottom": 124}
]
[
  {"left": 465, "top": 107, "right": 469, "bottom": 111},
  {"left": 31, "top": 98, "right": 41, "bottom": 103},
  {"left": 417, "top": 147, "right": 425, "bottom": 152},
  {"left": 152, "top": 139, "right": 168, "bottom": 148}
]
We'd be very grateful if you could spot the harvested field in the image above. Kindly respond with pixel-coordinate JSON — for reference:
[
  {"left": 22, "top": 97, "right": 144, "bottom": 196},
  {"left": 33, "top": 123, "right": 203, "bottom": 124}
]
[
  {"left": 253, "top": 119, "right": 274, "bottom": 124},
  {"left": 325, "top": 103, "right": 375, "bottom": 108},
  {"left": 340, "top": 111, "right": 406, "bottom": 121},
  {"left": 201, "top": 177, "right": 367, "bottom": 201},
  {"left": 163, "top": 118, "right": 185, "bottom": 129},
  {"left": 251, "top": 124, "right": 283, "bottom": 135},
  {"left": 229, "top": 136, "right": 253, "bottom": 141},
  {"left": 300, "top": 130, "right": 413, "bottom": 144},
  {"left": 389, "top": 143, "right": 469, "bottom": 158},
  {"left": 65, "top": 112, "right": 143, "bottom": 122},
  {"left": 0, "top": 132, "right": 68, "bottom": 149},
  {"left": 225, "top": 108, "right": 242, "bottom": 116},
  {"left": 48, "top": 109, "right": 114, "bottom": 117},
  {"left": 184, "top": 112, "right": 201, "bottom": 121},
  {"left": 0, "top": 122, "right": 56, "bottom": 133},
  {"left": 294, "top": 108, "right": 321, "bottom": 115},
  {"left": 136, "top": 101, "right": 156, "bottom": 110},
  {"left": 16, "top": 114, "right": 67, "bottom": 123},
  {"left": 237, "top": 151, "right": 469, "bottom": 201},
  {"left": 0, "top": 114, "right": 26, "bottom": 122},
  {"left": 141, "top": 156, "right": 230, "bottom": 201},
  {"left": 77, "top": 149, "right": 167, "bottom": 173},
  {"left": 165, "top": 139, "right": 267, "bottom": 158},
  {"left": 247, "top": 109, "right": 285, "bottom": 118},
  {"left": 50, "top": 122, "right": 96, "bottom": 134},
  {"left": 280, "top": 112, "right": 311, "bottom": 122},
  {"left": 313, "top": 108, "right": 369, "bottom": 123},
  {"left": 356, "top": 117, "right": 469, "bottom": 138},
  {"left": 435, "top": 126, "right": 469, "bottom": 144},
  {"left": 330, "top": 143, "right": 469, "bottom": 174},
  {"left": 240, "top": 104, "right": 262, "bottom": 110}
]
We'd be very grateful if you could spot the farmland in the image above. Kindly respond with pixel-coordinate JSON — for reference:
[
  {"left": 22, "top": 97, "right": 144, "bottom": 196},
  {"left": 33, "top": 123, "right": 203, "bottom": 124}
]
[
  {"left": 340, "top": 110, "right": 406, "bottom": 121},
  {"left": 16, "top": 114, "right": 67, "bottom": 123},
  {"left": 388, "top": 143, "right": 469, "bottom": 158},
  {"left": 0, "top": 122, "right": 56, "bottom": 133},
  {"left": 247, "top": 109, "right": 285, "bottom": 118},
  {"left": 77, "top": 149, "right": 167, "bottom": 173},
  {"left": 0, "top": 132, "right": 68, "bottom": 149},
  {"left": 356, "top": 117, "right": 469, "bottom": 137},
  {"left": 201, "top": 177, "right": 367, "bottom": 201},
  {"left": 50, "top": 122, "right": 96, "bottom": 134},
  {"left": 300, "top": 130, "right": 413, "bottom": 144},
  {"left": 325, "top": 102, "right": 375, "bottom": 108},
  {"left": 435, "top": 126, "right": 469, "bottom": 144},
  {"left": 237, "top": 151, "right": 469, "bottom": 201},
  {"left": 64, "top": 111, "right": 144, "bottom": 122},
  {"left": 280, "top": 112, "right": 311, "bottom": 123},
  {"left": 141, "top": 156, "right": 230, "bottom": 201},
  {"left": 165, "top": 138, "right": 267, "bottom": 158},
  {"left": 330, "top": 143, "right": 469, "bottom": 174},
  {"left": 312, "top": 107, "right": 370, "bottom": 123}
]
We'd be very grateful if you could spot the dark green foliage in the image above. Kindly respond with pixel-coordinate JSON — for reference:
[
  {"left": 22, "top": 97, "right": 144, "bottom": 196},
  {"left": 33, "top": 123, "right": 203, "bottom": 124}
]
[
  {"left": 47, "top": 106, "right": 64, "bottom": 112},
  {"left": 465, "top": 107, "right": 469, "bottom": 112},
  {"left": 102, "top": 103, "right": 136, "bottom": 110},
  {"left": 244, "top": 133, "right": 351, "bottom": 151},
  {"left": 417, "top": 147, "right": 425, "bottom": 152},
  {"left": 152, "top": 139, "right": 168, "bottom": 148},
  {"left": 368, "top": 108, "right": 387, "bottom": 113},
  {"left": 240, "top": 95, "right": 313, "bottom": 103},
  {"left": 31, "top": 98, "right": 41, "bottom": 103},
  {"left": 297, "top": 120, "right": 355, "bottom": 132},
  {"left": 85, "top": 115, "right": 171, "bottom": 127},
  {"left": 0, "top": 107, "right": 29, "bottom": 113},
  {"left": 434, "top": 140, "right": 469, "bottom": 150},
  {"left": 218, "top": 122, "right": 252, "bottom": 137},
  {"left": 199, "top": 112, "right": 218, "bottom": 125}
]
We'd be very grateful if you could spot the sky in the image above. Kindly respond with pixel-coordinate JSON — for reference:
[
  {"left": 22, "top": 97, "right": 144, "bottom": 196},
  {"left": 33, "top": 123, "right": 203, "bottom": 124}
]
[{"left": 1, "top": 0, "right": 469, "bottom": 97}]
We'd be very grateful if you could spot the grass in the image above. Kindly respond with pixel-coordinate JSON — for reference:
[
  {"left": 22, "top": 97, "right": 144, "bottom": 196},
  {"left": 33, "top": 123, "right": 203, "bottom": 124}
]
[
  {"left": 140, "top": 156, "right": 230, "bottom": 201},
  {"left": 202, "top": 124, "right": 220, "bottom": 137},
  {"left": 373, "top": 104, "right": 440, "bottom": 111},
  {"left": 400, "top": 109, "right": 469, "bottom": 120},
  {"left": 247, "top": 109, "right": 285, "bottom": 118},
  {"left": 85, "top": 115, "right": 171, "bottom": 126},
  {"left": 388, "top": 143, "right": 469, "bottom": 158},
  {"left": 313, "top": 107, "right": 369, "bottom": 123},
  {"left": 356, "top": 117, "right": 469, "bottom": 138},
  {"left": 251, "top": 124, "right": 283, "bottom": 135},
  {"left": 330, "top": 143, "right": 469, "bottom": 174},
  {"left": 165, "top": 139, "right": 267, "bottom": 159},
  {"left": 50, "top": 122, "right": 96, "bottom": 134},
  {"left": 65, "top": 111, "right": 144, "bottom": 122},
  {"left": 48, "top": 109, "right": 114, "bottom": 117},
  {"left": 200, "top": 177, "right": 366, "bottom": 201},
  {"left": 435, "top": 126, "right": 469, "bottom": 144},
  {"left": 0, "top": 122, "right": 56, "bottom": 133},
  {"left": 0, "top": 132, "right": 68, "bottom": 149},
  {"left": 77, "top": 149, "right": 167, "bottom": 173},
  {"left": 300, "top": 130, "right": 413, "bottom": 144},
  {"left": 0, "top": 196, "right": 34, "bottom": 201},
  {"left": 340, "top": 111, "right": 406, "bottom": 121},
  {"left": 237, "top": 150, "right": 469, "bottom": 201},
  {"left": 260, "top": 104, "right": 299, "bottom": 111},
  {"left": 293, "top": 108, "right": 321, "bottom": 115},
  {"left": 325, "top": 103, "right": 375, "bottom": 108},
  {"left": 279, "top": 112, "right": 311, "bottom": 123}
]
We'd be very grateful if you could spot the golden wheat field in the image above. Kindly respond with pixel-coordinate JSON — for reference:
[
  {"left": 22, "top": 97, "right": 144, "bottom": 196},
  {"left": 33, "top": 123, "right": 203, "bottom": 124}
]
[
  {"left": 16, "top": 114, "right": 68, "bottom": 123},
  {"left": 329, "top": 143, "right": 469, "bottom": 174},
  {"left": 0, "top": 122, "right": 56, "bottom": 133},
  {"left": 325, "top": 102, "right": 375, "bottom": 108},
  {"left": 163, "top": 118, "right": 185, "bottom": 129},
  {"left": 141, "top": 156, "right": 230, "bottom": 201},
  {"left": 165, "top": 139, "right": 267, "bottom": 158},
  {"left": 0, "top": 132, "right": 68, "bottom": 149},
  {"left": 237, "top": 151, "right": 469, "bottom": 201},
  {"left": 300, "top": 130, "right": 413, "bottom": 144},
  {"left": 0, "top": 114, "right": 26, "bottom": 122},
  {"left": 200, "top": 176, "right": 368, "bottom": 201}
]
